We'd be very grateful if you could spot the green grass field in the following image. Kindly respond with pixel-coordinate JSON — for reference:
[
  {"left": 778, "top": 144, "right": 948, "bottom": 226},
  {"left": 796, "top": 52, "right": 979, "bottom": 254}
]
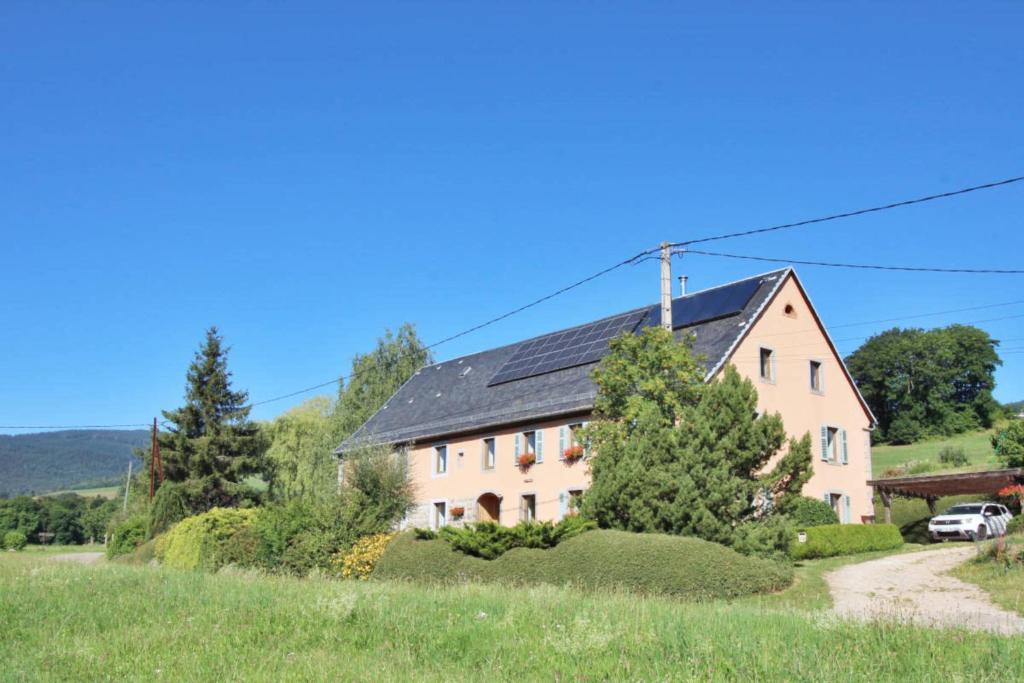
[
  {"left": 38, "top": 485, "right": 120, "bottom": 499},
  {"left": 871, "top": 428, "right": 1000, "bottom": 478},
  {"left": 955, "top": 559, "right": 1024, "bottom": 618},
  {"left": 2, "top": 554, "right": 1022, "bottom": 681}
]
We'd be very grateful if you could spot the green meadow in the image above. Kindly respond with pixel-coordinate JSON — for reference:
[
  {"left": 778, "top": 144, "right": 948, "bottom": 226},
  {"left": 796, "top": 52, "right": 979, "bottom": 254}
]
[{"left": 2, "top": 554, "right": 1021, "bottom": 682}]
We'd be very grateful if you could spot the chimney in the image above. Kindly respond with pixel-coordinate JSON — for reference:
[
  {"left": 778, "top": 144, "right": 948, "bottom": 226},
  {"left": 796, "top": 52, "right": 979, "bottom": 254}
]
[{"left": 678, "top": 275, "right": 688, "bottom": 296}]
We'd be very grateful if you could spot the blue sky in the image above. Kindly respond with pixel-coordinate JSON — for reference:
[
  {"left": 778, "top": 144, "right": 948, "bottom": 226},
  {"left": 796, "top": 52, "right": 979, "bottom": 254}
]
[{"left": 1, "top": 2, "right": 1022, "bottom": 433}]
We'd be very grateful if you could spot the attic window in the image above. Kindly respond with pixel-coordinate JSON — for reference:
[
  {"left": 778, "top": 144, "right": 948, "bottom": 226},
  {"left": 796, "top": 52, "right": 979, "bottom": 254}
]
[{"left": 784, "top": 303, "right": 796, "bottom": 318}]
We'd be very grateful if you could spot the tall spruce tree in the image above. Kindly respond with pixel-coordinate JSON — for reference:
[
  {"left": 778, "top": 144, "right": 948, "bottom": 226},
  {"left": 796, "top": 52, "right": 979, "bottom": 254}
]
[
  {"left": 158, "top": 327, "right": 266, "bottom": 512},
  {"left": 581, "top": 327, "right": 812, "bottom": 554}
]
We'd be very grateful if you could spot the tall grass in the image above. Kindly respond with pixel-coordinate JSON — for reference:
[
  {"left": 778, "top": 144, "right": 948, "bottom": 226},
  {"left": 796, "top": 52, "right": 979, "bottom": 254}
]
[{"left": 1, "top": 555, "right": 1021, "bottom": 681}]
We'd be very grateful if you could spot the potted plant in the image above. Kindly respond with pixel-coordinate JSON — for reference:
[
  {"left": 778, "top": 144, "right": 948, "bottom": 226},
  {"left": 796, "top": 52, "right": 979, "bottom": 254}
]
[
  {"left": 517, "top": 452, "right": 536, "bottom": 469},
  {"left": 563, "top": 444, "right": 585, "bottom": 463},
  {"left": 450, "top": 506, "right": 466, "bottom": 519}
]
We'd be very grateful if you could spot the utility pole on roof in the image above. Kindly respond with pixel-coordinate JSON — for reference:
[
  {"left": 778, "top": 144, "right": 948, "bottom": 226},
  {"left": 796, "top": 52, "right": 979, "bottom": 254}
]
[{"left": 660, "top": 241, "right": 673, "bottom": 331}]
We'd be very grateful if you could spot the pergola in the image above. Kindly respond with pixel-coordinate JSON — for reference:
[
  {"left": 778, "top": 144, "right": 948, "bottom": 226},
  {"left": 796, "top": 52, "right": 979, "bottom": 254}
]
[{"left": 869, "top": 468, "right": 1024, "bottom": 523}]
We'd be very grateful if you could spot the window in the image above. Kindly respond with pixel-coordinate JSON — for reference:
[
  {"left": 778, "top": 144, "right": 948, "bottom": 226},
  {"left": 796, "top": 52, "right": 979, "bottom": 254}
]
[
  {"left": 433, "top": 501, "right": 447, "bottom": 529},
  {"left": 518, "top": 429, "right": 544, "bottom": 463},
  {"left": 820, "top": 426, "right": 848, "bottom": 464},
  {"left": 482, "top": 438, "right": 496, "bottom": 470},
  {"left": 568, "top": 490, "right": 583, "bottom": 514},
  {"left": 809, "top": 360, "right": 823, "bottom": 393},
  {"left": 783, "top": 303, "right": 796, "bottom": 318},
  {"left": 521, "top": 494, "right": 536, "bottom": 522},
  {"left": 824, "top": 492, "right": 850, "bottom": 523},
  {"left": 434, "top": 445, "right": 448, "bottom": 475},
  {"left": 759, "top": 347, "right": 776, "bottom": 383}
]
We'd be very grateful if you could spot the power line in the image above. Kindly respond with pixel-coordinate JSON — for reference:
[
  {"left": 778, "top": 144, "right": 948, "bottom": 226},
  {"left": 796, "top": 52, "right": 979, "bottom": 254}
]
[
  {"left": 663, "top": 174, "right": 1024, "bottom": 248},
  {"left": 251, "top": 250, "right": 651, "bottom": 407},
  {"left": 682, "top": 249, "right": 1024, "bottom": 274}
]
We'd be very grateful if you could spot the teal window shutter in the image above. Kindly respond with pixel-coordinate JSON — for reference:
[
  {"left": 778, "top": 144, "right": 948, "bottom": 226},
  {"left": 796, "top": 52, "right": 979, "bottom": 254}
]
[
  {"left": 820, "top": 426, "right": 829, "bottom": 461},
  {"left": 559, "top": 426, "right": 568, "bottom": 460},
  {"left": 536, "top": 429, "right": 544, "bottom": 462},
  {"left": 558, "top": 492, "right": 567, "bottom": 520},
  {"left": 843, "top": 495, "right": 852, "bottom": 523},
  {"left": 514, "top": 433, "right": 521, "bottom": 461},
  {"left": 840, "top": 429, "right": 849, "bottom": 465},
  {"left": 824, "top": 491, "right": 831, "bottom": 505}
]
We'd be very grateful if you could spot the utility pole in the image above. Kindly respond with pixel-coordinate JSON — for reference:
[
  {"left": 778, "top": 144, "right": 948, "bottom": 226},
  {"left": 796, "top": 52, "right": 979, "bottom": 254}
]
[
  {"left": 660, "top": 241, "right": 673, "bottom": 331},
  {"left": 149, "top": 417, "right": 163, "bottom": 499},
  {"left": 123, "top": 460, "right": 132, "bottom": 512}
]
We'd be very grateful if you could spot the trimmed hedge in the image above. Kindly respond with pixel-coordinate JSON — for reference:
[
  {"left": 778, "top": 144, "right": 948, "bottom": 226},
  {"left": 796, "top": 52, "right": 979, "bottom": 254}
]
[
  {"left": 789, "top": 524, "right": 903, "bottom": 560},
  {"left": 155, "top": 507, "right": 258, "bottom": 571},
  {"left": 374, "top": 529, "right": 793, "bottom": 600}
]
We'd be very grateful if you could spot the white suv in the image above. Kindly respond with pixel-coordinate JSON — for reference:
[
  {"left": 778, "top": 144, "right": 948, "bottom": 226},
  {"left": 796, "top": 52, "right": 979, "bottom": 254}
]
[{"left": 928, "top": 502, "right": 1013, "bottom": 542}]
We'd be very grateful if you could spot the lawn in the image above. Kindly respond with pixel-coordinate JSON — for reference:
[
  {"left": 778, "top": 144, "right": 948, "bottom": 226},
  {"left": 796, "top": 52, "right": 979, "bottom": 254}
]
[
  {"left": 953, "top": 537, "right": 1024, "bottom": 617},
  {"left": 38, "top": 485, "right": 120, "bottom": 499},
  {"left": 871, "top": 428, "right": 1000, "bottom": 478},
  {"left": 2, "top": 554, "right": 1022, "bottom": 681}
]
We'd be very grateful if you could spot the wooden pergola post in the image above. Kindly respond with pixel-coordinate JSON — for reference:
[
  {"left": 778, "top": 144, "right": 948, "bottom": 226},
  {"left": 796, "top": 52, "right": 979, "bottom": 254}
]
[
  {"left": 879, "top": 489, "right": 892, "bottom": 524},
  {"left": 926, "top": 497, "right": 938, "bottom": 515}
]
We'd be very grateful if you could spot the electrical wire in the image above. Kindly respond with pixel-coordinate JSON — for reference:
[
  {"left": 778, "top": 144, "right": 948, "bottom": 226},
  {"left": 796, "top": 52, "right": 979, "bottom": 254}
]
[
  {"left": 681, "top": 249, "right": 1024, "bottom": 274},
  {"left": 0, "top": 423, "right": 150, "bottom": 430},
  {"left": 663, "top": 175, "right": 1024, "bottom": 248}
]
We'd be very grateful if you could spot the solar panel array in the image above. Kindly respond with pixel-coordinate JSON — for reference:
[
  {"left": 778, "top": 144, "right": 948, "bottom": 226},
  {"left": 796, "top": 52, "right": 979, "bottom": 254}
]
[
  {"left": 487, "top": 309, "right": 648, "bottom": 386},
  {"left": 639, "top": 277, "right": 763, "bottom": 329},
  {"left": 488, "top": 275, "right": 766, "bottom": 386}
]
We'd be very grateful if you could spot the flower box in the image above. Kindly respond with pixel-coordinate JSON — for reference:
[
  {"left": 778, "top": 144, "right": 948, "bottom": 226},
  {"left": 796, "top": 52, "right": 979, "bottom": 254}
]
[
  {"left": 517, "top": 452, "right": 536, "bottom": 469},
  {"left": 450, "top": 506, "right": 466, "bottom": 518},
  {"left": 563, "top": 445, "right": 585, "bottom": 462}
]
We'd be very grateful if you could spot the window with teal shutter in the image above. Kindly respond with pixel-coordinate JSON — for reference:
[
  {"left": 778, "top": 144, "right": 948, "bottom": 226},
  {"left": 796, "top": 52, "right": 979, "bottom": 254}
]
[
  {"left": 514, "top": 433, "right": 521, "bottom": 463},
  {"left": 559, "top": 426, "right": 568, "bottom": 460},
  {"left": 823, "top": 491, "right": 831, "bottom": 505},
  {"left": 820, "top": 426, "right": 829, "bottom": 461},
  {"left": 843, "top": 495, "right": 852, "bottom": 523},
  {"left": 840, "top": 429, "right": 849, "bottom": 464},
  {"left": 558, "top": 492, "right": 567, "bottom": 520},
  {"left": 536, "top": 429, "right": 544, "bottom": 463}
]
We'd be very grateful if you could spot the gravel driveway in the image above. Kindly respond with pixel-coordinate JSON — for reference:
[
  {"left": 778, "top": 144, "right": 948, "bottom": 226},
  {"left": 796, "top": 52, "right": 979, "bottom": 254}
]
[{"left": 826, "top": 545, "right": 1024, "bottom": 635}]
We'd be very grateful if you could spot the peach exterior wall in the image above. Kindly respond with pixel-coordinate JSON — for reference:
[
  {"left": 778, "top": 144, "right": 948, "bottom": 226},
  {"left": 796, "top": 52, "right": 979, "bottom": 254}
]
[
  {"left": 401, "top": 274, "right": 874, "bottom": 528},
  {"left": 720, "top": 276, "right": 874, "bottom": 523}
]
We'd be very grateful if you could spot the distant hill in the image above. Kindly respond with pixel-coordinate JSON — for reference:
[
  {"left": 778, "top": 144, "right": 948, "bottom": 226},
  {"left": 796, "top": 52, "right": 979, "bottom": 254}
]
[
  {"left": 1005, "top": 400, "right": 1024, "bottom": 415},
  {"left": 0, "top": 429, "right": 146, "bottom": 497}
]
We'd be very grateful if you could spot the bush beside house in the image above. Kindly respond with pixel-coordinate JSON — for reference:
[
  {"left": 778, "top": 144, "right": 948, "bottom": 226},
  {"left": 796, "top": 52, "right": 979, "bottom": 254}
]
[
  {"left": 374, "top": 529, "right": 793, "bottom": 599},
  {"left": 789, "top": 524, "right": 903, "bottom": 560}
]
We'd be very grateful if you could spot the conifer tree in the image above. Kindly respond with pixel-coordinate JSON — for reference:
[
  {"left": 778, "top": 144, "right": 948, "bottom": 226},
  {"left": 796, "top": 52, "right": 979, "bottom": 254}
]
[
  {"left": 159, "top": 327, "right": 266, "bottom": 511},
  {"left": 581, "top": 327, "right": 812, "bottom": 554}
]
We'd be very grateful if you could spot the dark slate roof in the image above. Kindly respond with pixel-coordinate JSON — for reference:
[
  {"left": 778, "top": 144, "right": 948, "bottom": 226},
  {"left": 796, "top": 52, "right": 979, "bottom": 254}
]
[{"left": 337, "top": 269, "right": 790, "bottom": 452}]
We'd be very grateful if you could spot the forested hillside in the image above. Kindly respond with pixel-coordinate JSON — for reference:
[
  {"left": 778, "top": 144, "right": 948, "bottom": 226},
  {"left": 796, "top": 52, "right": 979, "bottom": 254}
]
[{"left": 0, "top": 430, "right": 145, "bottom": 496}]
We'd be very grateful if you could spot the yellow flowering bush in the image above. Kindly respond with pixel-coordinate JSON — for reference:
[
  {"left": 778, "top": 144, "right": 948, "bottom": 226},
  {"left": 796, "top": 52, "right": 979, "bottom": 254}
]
[{"left": 334, "top": 532, "right": 397, "bottom": 580}]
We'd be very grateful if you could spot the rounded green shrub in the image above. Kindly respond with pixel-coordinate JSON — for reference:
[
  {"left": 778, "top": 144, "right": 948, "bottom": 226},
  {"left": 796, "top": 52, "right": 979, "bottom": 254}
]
[
  {"left": 106, "top": 515, "right": 147, "bottom": 559},
  {"left": 374, "top": 529, "right": 792, "bottom": 600},
  {"left": 3, "top": 530, "right": 28, "bottom": 551},
  {"left": 785, "top": 497, "right": 840, "bottom": 528},
  {"left": 789, "top": 523, "right": 903, "bottom": 560},
  {"left": 1006, "top": 515, "right": 1023, "bottom": 536},
  {"left": 156, "top": 507, "right": 258, "bottom": 571},
  {"left": 938, "top": 446, "right": 969, "bottom": 467}
]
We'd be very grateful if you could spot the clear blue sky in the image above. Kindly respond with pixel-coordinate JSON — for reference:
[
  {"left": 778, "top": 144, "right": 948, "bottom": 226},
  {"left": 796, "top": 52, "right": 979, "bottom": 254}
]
[{"left": 2, "top": 2, "right": 1022, "bottom": 433}]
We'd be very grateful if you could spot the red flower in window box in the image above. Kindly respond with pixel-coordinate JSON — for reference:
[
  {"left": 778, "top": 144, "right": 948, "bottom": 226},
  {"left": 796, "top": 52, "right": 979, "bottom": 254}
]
[
  {"left": 517, "top": 452, "right": 536, "bottom": 469},
  {"left": 450, "top": 506, "right": 466, "bottom": 518},
  {"left": 563, "top": 445, "right": 585, "bottom": 463}
]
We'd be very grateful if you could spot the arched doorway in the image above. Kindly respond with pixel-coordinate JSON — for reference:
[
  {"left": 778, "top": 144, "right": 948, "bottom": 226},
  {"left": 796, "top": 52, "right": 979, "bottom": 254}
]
[{"left": 477, "top": 493, "right": 501, "bottom": 523}]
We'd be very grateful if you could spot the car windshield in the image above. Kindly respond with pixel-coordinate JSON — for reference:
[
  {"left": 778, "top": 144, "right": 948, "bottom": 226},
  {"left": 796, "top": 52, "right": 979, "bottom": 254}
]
[{"left": 945, "top": 505, "right": 984, "bottom": 515}]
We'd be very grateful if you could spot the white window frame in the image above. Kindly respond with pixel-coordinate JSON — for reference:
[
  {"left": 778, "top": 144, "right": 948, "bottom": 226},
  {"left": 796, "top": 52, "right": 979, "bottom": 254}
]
[
  {"left": 809, "top": 359, "right": 824, "bottom": 394},
  {"left": 521, "top": 493, "right": 537, "bottom": 523},
  {"left": 433, "top": 444, "right": 448, "bottom": 477},
  {"left": 482, "top": 437, "right": 496, "bottom": 471},
  {"left": 759, "top": 347, "right": 776, "bottom": 384}
]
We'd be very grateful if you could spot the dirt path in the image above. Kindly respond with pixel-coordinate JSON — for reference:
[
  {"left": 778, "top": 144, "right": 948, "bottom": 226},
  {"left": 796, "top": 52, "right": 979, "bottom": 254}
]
[
  {"left": 47, "top": 552, "right": 105, "bottom": 564},
  {"left": 825, "top": 545, "right": 1024, "bottom": 635}
]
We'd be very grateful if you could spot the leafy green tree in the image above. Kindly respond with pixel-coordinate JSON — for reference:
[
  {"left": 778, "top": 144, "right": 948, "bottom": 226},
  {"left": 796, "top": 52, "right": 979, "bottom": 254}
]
[
  {"left": 265, "top": 396, "right": 337, "bottom": 501},
  {"left": 332, "top": 324, "right": 432, "bottom": 440},
  {"left": 0, "top": 496, "right": 43, "bottom": 539},
  {"left": 993, "top": 421, "right": 1024, "bottom": 468},
  {"left": 845, "top": 325, "right": 1001, "bottom": 443},
  {"left": 158, "top": 327, "right": 267, "bottom": 513},
  {"left": 581, "top": 327, "right": 812, "bottom": 555}
]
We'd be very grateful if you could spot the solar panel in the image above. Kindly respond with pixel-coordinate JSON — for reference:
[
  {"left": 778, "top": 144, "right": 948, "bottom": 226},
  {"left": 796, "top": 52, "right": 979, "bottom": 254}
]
[
  {"left": 640, "top": 277, "right": 763, "bottom": 330},
  {"left": 487, "top": 309, "right": 648, "bottom": 386}
]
